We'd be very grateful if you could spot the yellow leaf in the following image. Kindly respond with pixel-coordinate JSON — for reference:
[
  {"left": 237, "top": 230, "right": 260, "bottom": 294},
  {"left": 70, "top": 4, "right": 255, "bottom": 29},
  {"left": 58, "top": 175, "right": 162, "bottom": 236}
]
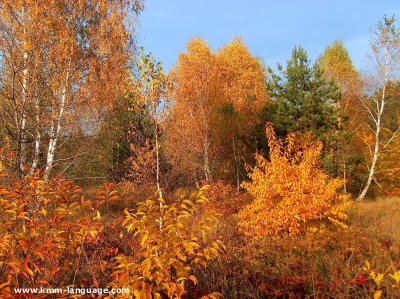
[
  {"left": 364, "top": 261, "right": 371, "bottom": 271},
  {"left": 141, "top": 233, "right": 149, "bottom": 246},
  {"left": 26, "top": 268, "right": 34, "bottom": 278},
  {"left": 167, "top": 283, "right": 176, "bottom": 298}
]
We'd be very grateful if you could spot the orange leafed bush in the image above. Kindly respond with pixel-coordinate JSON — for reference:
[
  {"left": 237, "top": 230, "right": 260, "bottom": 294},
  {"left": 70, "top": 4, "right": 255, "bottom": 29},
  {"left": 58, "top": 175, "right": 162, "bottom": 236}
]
[
  {"left": 0, "top": 172, "right": 112, "bottom": 298},
  {"left": 238, "top": 123, "right": 351, "bottom": 239},
  {"left": 0, "top": 168, "right": 225, "bottom": 298}
]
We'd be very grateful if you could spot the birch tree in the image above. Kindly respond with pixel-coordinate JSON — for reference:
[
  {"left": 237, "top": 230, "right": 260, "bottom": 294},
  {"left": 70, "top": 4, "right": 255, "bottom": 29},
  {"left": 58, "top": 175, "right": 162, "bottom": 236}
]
[
  {"left": 131, "top": 52, "right": 169, "bottom": 192},
  {"left": 165, "top": 38, "right": 266, "bottom": 185},
  {"left": 319, "top": 41, "right": 365, "bottom": 193},
  {"left": 166, "top": 39, "right": 220, "bottom": 183},
  {"left": 0, "top": 1, "right": 36, "bottom": 177},
  {"left": 0, "top": 0, "right": 144, "bottom": 179},
  {"left": 216, "top": 38, "right": 267, "bottom": 189},
  {"left": 131, "top": 51, "right": 170, "bottom": 228},
  {"left": 358, "top": 16, "right": 400, "bottom": 200}
]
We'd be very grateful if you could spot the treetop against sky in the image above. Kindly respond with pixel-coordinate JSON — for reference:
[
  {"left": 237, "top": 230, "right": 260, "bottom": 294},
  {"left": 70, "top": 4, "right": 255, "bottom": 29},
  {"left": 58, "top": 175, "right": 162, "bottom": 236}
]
[{"left": 138, "top": 0, "right": 400, "bottom": 71}]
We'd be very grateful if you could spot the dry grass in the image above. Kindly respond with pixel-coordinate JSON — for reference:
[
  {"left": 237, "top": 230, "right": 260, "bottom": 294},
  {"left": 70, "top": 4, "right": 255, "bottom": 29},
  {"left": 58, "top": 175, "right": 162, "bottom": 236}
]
[
  {"left": 349, "top": 197, "right": 400, "bottom": 246},
  {"left": 196, "top": 196, "right": 400, "bottom": 298}
]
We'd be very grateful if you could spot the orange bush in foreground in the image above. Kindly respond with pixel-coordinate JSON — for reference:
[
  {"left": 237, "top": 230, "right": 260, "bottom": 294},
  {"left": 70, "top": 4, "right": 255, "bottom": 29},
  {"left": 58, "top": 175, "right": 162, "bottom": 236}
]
[
  {"left": 0, "top": 173, "right": 105, "bottom": 298},
  {"left": 0, "top": 172, "right": 224, "bottom": 298},
  {"left": 238, "top": 123, "right": 351, "bottom": 239}
]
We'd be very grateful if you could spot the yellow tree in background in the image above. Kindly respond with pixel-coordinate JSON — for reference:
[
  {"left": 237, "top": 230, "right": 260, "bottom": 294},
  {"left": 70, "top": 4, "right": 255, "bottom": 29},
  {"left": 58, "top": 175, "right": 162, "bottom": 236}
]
[
  {"left": 319, "top": 40, "right": 363, "bottom": 130},
  {"left": 319, "top": 41, "right": 366, "bottom": 193},
  {"left": 166, "top": 38, "right": 267, "bottom": 185},
  {"left": 166, "top": 39, "right": 221, "bottom": 183},
  {"left": 215, "top": 38, "right": 268, "bottom": 189},
  {"left": 217, "top": 38, "right": 267, "bottom": 120}
]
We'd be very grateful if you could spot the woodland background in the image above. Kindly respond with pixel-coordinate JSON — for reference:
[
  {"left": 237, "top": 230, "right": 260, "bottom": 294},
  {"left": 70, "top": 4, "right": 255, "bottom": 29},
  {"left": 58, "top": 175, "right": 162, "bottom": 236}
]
[{"left": 1, "top": 1, "right": 400, "bottom": 298}]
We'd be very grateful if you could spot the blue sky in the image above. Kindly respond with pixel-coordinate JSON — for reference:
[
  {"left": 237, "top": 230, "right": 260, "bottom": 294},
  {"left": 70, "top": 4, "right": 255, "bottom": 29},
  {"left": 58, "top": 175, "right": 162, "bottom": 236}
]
[{"left": 137, "top": 0, "right": 400, "bottom": 72}]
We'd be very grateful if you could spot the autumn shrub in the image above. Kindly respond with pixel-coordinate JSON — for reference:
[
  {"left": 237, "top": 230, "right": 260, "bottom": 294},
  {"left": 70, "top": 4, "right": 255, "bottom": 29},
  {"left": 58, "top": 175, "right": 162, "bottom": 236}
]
[
  {"left": 0, "top": 172, "right": 105, "bottom": 297},
  {"left": 204, "top": 180, "right": 251, "bottom": 216},
  {"left": 117, "top": 180, "right": 157, "bottom": 210},
  {"left": 110, "top": 186, "right": 224, "bottom": 299},
  {"left": 238, "top": 123, "right": 351, "bottom": 239}
]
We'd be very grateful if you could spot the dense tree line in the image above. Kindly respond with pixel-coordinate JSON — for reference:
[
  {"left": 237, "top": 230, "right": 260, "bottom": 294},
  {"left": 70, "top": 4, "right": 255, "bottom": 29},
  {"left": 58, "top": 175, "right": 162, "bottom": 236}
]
[{"left": 1, "top": 3, "right": 400, "bottom": 199}]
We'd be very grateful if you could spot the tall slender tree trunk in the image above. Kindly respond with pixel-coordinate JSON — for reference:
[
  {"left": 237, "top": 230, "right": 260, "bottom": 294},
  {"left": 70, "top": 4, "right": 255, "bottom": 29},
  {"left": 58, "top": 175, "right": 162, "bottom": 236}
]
[
  {"left": 154, "top": 120, "right": 163, "bottom": 229},
  {"left": 358, "top": 133, "right": 380, "bottom": 199},
  {"left": 30, "top": 96, "right": 41, "bottom": 174},
  {"left": 232, "top": 135, "right": 240, "bottom": 191},
  {"left": 343, "top": 153, "right": 346, "bottom": 193},
  {"left": 203, "top": 137, "right": 212, "bottom": 182},
  {"left": 19, "top": 51, "right": 28, "bottom": 174},
  {"left": 358, "top": 85, "right": 386, "bottom": 200},
  {"left": 19, "top": 8, "right": 28, "bottom": 175},
  {"left": 155, "top": 123, "right": 162, "bottom": 198},
  {"left": 44, "top": 66, "right": 70, "bottom": 179}
]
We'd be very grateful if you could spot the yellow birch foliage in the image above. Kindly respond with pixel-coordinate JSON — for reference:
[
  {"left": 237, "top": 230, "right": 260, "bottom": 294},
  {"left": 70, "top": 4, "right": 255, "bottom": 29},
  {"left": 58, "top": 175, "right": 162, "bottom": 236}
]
[
  {"left": 166, "top": 39, "right": 220, "bottom": 180},
  {"left": 319, "top": 41, "right": 365, "bottom": 133},
  {"left": 216, "top": 37, "right": 268, "bottom": 129},
  {"left": 166, "top": 38, "right": 267, "bottom": 182},
  {"left": 238, "top": 123, "right": 351, "bottom": 239}
]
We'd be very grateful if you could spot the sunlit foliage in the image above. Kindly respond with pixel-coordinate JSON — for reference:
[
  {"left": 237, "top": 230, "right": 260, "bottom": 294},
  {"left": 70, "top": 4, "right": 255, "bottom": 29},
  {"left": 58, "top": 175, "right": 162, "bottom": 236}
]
[
  {"left": 111, "top": 187, "right": 224, "bottom": 298},
  {"left": 0, "top": 172, "right": 104, "bottom": 297},
  {"left": 238, "top": 123, "right": 351, "bottom": 239}
]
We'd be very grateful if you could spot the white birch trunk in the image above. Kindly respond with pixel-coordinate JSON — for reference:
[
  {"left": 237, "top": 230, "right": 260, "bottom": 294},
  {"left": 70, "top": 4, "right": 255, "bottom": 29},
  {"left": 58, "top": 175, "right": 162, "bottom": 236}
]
[
  {"left": 357, "top": 115, "right": 381, "bottom": 200},
  {"left": 232, "top": 135, "right": 240, "bottom": 191},
  {"left": 154, "top": 119, "right": 163, "bottom": 229},
  {"left": 19, "top": 7, "right": 28, "bottom": 174},
  {"left": 30, "top": 96, "right": 41, "bottom": 174},
  {"left": 203, "top": 137, "right": 212, "bottom": 182},
  {"left": 19, "top": 50, "right": 28, "bottom": 173},
  {"left": 358, "top": 56, "right": 387, "bottom": 200},
  {"left": 44, "top": 68, "right": 70, "bottom": 179}
]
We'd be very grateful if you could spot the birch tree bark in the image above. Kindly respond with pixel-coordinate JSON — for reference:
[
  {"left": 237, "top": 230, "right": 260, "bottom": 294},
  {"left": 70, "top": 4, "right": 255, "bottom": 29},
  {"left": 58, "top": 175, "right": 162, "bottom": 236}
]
[
  {"left": 357, "top": 16, "right": 400, "bottom": 200},
  {"left": 30, "top": 95, "right": 41, "bottom": 174},
  {"left": 44, "top": 59, "right": 71, "bottom": 179},
  {"left": 19, "top": 50, "right": 28, "bottom": 174}
]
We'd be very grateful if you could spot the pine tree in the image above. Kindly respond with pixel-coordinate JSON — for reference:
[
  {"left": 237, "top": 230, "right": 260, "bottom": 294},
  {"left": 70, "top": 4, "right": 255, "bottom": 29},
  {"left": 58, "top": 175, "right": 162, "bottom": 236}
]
[{"left": 265, "top": 46, "right": 347, "bottom": 175}]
